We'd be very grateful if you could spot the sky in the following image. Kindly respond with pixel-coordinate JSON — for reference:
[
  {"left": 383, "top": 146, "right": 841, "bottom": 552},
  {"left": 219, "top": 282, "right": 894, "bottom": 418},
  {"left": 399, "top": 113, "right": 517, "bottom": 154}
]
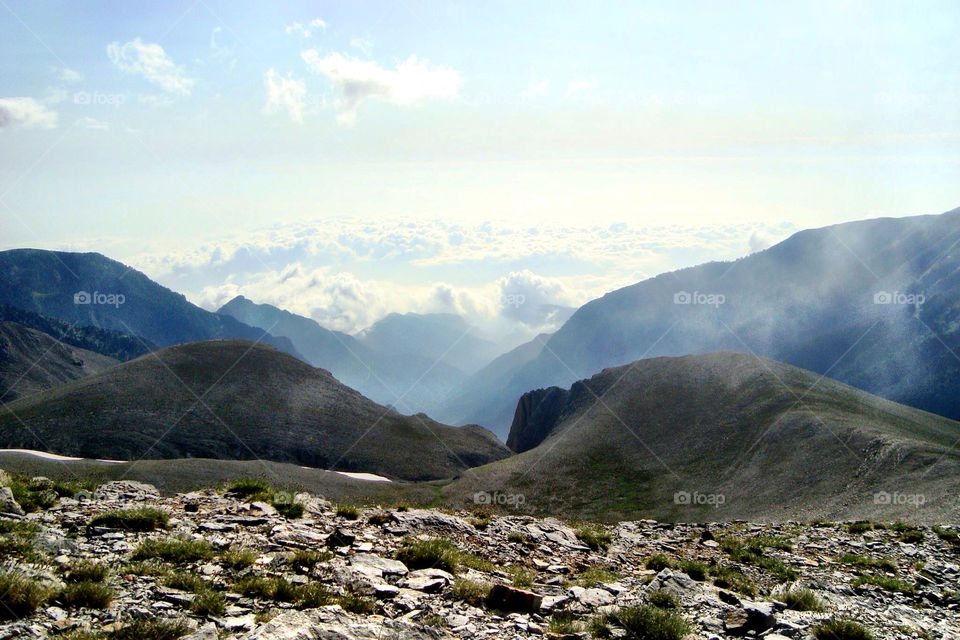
[{"left": 1, "top": 1, "right": 958, "bottom": 342}]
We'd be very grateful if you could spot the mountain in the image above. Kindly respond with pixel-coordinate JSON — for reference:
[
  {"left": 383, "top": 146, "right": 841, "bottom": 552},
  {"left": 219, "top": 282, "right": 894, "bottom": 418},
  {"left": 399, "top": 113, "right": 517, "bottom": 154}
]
[
  {"left": 448, "top": 207, "right": 960, "bottom": 439},
  {"left": 0, "top": 340, "right": 510, "bottom": 481},
  {"left": 356, "top": 312, "right": 500, "bottom": 375},
  {"left": 0, "top": 322, "right": 118, "bottom": 403},
  {"left": 448, "top": 352, "right": 960, "bottom": 522},
  {"left": 218, "top": 298, "right": 474, "bottom": 416},
  {"left": 0, "top": 304, "right": 154, "bottom": 362},
  {"left": 0, "top": 249, "right": 299, "bottom": 357},
  {"left": 432, "top": 332, "right": 553, "bottom": 428}
]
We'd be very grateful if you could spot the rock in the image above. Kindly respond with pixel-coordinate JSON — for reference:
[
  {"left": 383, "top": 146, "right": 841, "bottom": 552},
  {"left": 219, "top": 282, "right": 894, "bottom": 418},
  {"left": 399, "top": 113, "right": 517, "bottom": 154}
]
[
  {"left": 390, "top": 509, "right": 474, "bottom": 535},
  {"left": 94, "top": 480, "right": 160, "bottom": 500},
  {"left": 350, "top": 553, "right": 409, "bottom": 577},
  {"left": 242, "top": 606, "right": 451, "bottom": 639},
  {"left": 725, "top": 600, "right": 777, "bottom": 635},
  {"left": 487, "top": 584, "right": 543, "bottom": 613},
  {"left": 645, "top": 569, "right": 701, "bottom": 599},
  {"left": 182, "top": 622, "right": 219, "bottom": 640},
  {"left": 0, "top": 486, "right": 23, "bottom": 515},
  {"left": 569, "top": 586, "right": 614, "bottom": 607},
  {"left": 224, "top": 614, "right": 258, "bottom": 632},
  {"left": 325, "top": 528, "right": 356, "bottom": 548},
  {"left": 402, "top": 575, "right": 445, "bottom": 592}
]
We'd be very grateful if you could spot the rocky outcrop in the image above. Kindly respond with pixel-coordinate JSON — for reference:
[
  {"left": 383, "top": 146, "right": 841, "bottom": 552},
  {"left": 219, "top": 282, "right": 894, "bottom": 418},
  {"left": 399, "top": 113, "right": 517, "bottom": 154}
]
[
  {"left": 0, "top": 474, "right": 958, "bottom": 639},
  {"left": 505, "top": 386, "right": 569, "bottom": 452}
]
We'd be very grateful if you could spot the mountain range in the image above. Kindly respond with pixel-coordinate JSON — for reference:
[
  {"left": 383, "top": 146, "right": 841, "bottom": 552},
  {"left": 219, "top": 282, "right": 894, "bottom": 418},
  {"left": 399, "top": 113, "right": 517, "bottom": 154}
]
[{"left": 442, "top": 207, "right": 960, "bottom": 439}]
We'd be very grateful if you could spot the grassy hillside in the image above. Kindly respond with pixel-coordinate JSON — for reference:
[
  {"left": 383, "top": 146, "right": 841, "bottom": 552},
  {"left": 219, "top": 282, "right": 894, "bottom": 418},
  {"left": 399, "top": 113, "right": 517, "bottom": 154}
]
[
  {"left": 446, "top": 352, "right": 960, "bottom": 522},
  {"left": 0, "top": 340, "right": 510, "bottom": 481}
]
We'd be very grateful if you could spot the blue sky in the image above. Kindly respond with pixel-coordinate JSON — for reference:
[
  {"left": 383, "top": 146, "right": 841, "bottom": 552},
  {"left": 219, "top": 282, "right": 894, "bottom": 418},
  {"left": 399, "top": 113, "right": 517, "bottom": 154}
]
[{"left": 1, "top": 1, "right": 958, "bottom": 339}]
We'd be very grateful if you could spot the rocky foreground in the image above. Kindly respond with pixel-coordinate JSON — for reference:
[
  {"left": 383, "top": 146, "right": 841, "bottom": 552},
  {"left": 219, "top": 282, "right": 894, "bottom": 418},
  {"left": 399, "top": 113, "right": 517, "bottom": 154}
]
[{"left": 1, "top": 475, "right": 958, "bottom": 640}]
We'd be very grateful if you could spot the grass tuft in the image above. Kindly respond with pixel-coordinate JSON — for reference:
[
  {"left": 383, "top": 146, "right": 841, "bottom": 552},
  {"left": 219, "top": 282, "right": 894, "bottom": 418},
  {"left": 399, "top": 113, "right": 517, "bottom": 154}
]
[
  {"left": 89, "top": 508, "right": 169, "bottom": 532},
  {"left": 811, "top": 618, "right": 874, "bottom": 640},
  {"left": 132, "top": 538, "right": 214, "bottom": 564}
]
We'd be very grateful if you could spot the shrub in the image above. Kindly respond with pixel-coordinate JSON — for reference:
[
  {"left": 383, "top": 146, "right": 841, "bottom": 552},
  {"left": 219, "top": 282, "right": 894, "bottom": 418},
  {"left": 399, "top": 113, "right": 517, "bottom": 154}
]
[
  {"left": 335, "top": 504, "right": 361, "bottom": 520},
  {"left": 162, "top": 571, "right": 209, "bottom": 593},
  {"left": 575, "top": 525, "right": 612, "bottom": 551},
  {"left": 451, "top": 578, "right": 491, "bottom": 605},
  {"left": 105, "top": 619, "right": 192, "bottom": 640},
  {"left": 645, "top": 554, "right": 674, "bottom": 571},
  {"left": 396, "top": 537, "right": 460, "bottom": 572},
  {"left": 610, "top": 605, "right": 690, "bottom": 640},
  {"left": 782, "top": 587, "right": 825, "bottom": 612},
  {"left": 58, "top": 581, "right": 115, "bottom": 609},
  {"left": 0, "top": 571, "right": 53, "bottom": 619},
  {"left": 811, "top": 618, "right": 874, "bottom": 640},
  {"left": 837, "top": 553, "right": 897, "bottom": 572},
  {"left": 190, "top": 590, "right": 225, "bottom": 616},
  {"left": 132, "top": 538, "right": 214, "bottom": 564},
  {"left": 852, "top": 574, "right": 915, "bottom": 594},
  {"left": 62, "top": 561, "right": 109, "bottom": 583},
  {"left": 89, "top": 508, "right": 169, "bottom": 532},
  {"left": 648, "top": 589, "right": 679, "bottom": 609},
  {"left": 290, "top": 549, "right": 332, "bottom": 571},
  {"left": 221, "top": 548, "right": 257, "bottom": 570}
]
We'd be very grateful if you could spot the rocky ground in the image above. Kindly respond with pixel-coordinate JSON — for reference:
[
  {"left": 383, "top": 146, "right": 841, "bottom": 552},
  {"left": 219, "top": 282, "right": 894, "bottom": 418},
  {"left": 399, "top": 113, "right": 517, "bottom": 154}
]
[{"left": 0, "top": 473, "right": 958, "bottom": 640}]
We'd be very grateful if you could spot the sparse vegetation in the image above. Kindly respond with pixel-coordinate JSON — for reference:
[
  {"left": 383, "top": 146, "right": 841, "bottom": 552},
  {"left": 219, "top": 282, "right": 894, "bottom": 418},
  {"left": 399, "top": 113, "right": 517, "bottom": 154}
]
[
  {"left": 933, "top": 526, "right": 959, "bottom": 544},
  {"left": 609, "top": 605, "right": 690, "bottom": 640},
  {"left": 452, "top": 578, "right": 491, "bottom": 605},
  {"left": 290, "top": 549, "right": 332, "bottom": 571},
  {"left": 90, "top": 507, "right": 169, "bottom": 532},
  {"left": 852, "top": 574, "right": 915, "bottom": 594},
  {"left": 0, "top": 571, "right": 53, "bottom": 620},
  {"left": 190, "top": 590, "right": 226, "bottom": 616},
  {"left": 548, "top": 611, "right": 582, "bottom": 635},
  {"left": 708, "top": 565, "right": 757, "bottom": 597},
  {"left": 335, "top": 504, "right": 361, "bottom": 520},
  {"left": 508, "top": 566, "right": 535, "bottom": 588},
  {"left": 131, "top": 538, "right": 214, "bottom": 564},
  {"left": 648, "top": 589, "right": 679, "bottom": 609},
  {"left": 221, "top": 547, "right": 257, "bottom": 570},
  {"left": 58, "top": 581, "right": 115, "bottom": 609},
  {"left": 645, "top": 554, "right": 674, "bottom": 571},
  {"left": 163, "top": 571, "right": 210, "bottom": 593},
  {"left": 104, "top": 619, "right": 192, "bottom": 640},
  {"left": 782, "top": 587, "right": 825, "bottom": 612},
  {"left": 811, "top": 618, "right": 874, "bottom": 640},
  {"left": 720, "top": 536, "right": 797, "bottom": 581},
  {"left": 837, "top": 553, "right": 897, "bottom": 572},
  {"left": 395, "top": 537, "right": 491, "bottom": 573},
  {"left": 62, "top": 561, "right": 109, "bottom": 584},
  {"left": 572, "top": 566, "right": 619, "bottom": 587},
  {"left": 576, "top": 524, "right": 613, "bottom": 551},
  {"left": 676, "top": 559, "right": 708, "bottom": 581},
  {"left": 847, "top": 521, "right": 874, "bottom": 534},
  {"left": 225, "top": 478, "right": 271, "bottom": 498}
]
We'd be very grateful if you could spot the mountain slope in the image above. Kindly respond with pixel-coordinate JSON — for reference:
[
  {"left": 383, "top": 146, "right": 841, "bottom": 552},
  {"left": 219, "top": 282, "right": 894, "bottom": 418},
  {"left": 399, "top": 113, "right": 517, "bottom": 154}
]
[
  {"left": 450, "top": 207, "right": 960, "bottom": 438},
  {"left": 0, "top": 250, "right": 299, "bottom": 357},
  {"left": 448, "top": 352, "right": 960, "bottom": 521},
  {"left": 218, "top": 297, "right": 470, "bottom": 416},
  {"left": 0, "top": 322, "right": 118, "bottom": 403},
  {"left": 0, "top": 340, "right": 510, "bottom": 481},
  {"left": 0, "top": 304, "right": 154, "bottom": 362}
]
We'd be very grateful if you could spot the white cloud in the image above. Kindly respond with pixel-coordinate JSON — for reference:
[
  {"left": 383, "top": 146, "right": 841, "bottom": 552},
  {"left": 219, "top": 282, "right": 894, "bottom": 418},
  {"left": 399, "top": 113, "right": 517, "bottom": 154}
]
[
  {"left": 301, "top": 50, "right": 460, "bottom": 123},
  {"left": 521, "top": 78, "right": 549, "bottom": 100},
  {"left": 565, "top": 79, "right": 593, "bottom": 97},
  {"left": 59, "top": 68, "right": 83, "bottom": 83},
  {"left": 286, "top": 18, "right": 326, "bottom": 38},
  {"left": 138, "top": 93, "right": 175, "bottom": 107},
  {"left": 264, "top": 69, "right": 307, "bottom": 124},
  {"left": 107, "top": 38, "right": 195, "bottom": 95},
  {"left": 0, "top": 97, "right": 58, "bottom": 129},
  {"left": 350, "top": 37, "right": 373, "bottom": 56},
  {"left": 76, "top": 116, "right": 109, "bottom": 130}
]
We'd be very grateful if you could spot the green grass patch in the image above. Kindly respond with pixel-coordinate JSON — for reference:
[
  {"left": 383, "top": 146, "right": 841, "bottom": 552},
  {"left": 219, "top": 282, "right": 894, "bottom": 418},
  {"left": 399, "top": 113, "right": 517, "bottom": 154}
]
[
  {"left": 89, "top": 507, "right": 169, "bottom": 532},
  {"left": 782, "top": 587, "right": 825, "bottom": 612},
  {"left": 131, "top": 538, "right": 214, "bottom": 564},
  {"left": 852, "top": 574, "right": 915, "bottom": 594},
  {"left": 105, "top": 619, "right": 192, "bottom": 640},
  {"left": 335, "top": 504, "right": 360, "bottom": 520},
  {"left": 575, "top": 524, "right": 613, "bottom": 551},
  {"left": 508, "top": 566, "right": 535, "bottom": 588},
  {"left": 220, "top": 547, "right": 257, "bottom": 570},
  {"left": 0, "top": 571, "right": 53, "bottom": 620},
  {"left": 720, "top": 537, "right": 797, "bottom": 581},
  {"left": 645, "top": 554, "right": 674, "bottom": 571},
  {"left": 290, "top": 549, "right": 332, "bottom": 571},
  {"left": 709, "top": 565, "right": 757, "bottom": 597},
  {"left": 395, "top": 537, "right": 491, "bottom": 573},
  {"left": 811, "top": 618, "right": 874, "bottom": 640},
  {"left": 609, "top": 605, "right": 690, "bottom": 640},
  {"left": 933, "top": 526, "right": 959, "bottom": 544},
  {"left": 451, "top": 578, "right": 491, "bottom": 605},
  {"left": 648, "top": 590, "right": 679, "bottom": 609},
  {"left": 190, "top": 590, "right": 226, "bottom": 616},
  {"left": 676, "top": 559, "right": 708, "bottom": 581},
  {"left": 162, "top": 571, "right": 210, "bottom": 593},
  {"left": 57, "top": 581, "right": 115, "bottom": 609},
  {"left": 837, "top": 553, "right": 897, "bottom": 572},
  {"left": 847, "top": 521, "right": 874, "bottom": 534},
  {"left": 62, "top": 560, "right": 109, "bottom": 583},
  {"left": 571, "top": 566, "right": 620, "bottom": 587}
]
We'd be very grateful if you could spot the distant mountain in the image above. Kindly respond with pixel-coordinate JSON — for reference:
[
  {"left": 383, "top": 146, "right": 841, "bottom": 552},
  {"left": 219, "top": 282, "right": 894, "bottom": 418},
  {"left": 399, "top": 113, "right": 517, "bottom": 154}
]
[
  {"left": 448, "top": 352, "right": 960, "bottom": 522},
  {"left": 218, "top": 298, "right": 475, "bottom": 416},
  {"left": 0, "top": 250, "right": 299, "bottom": 357},
  {"left": 0, "top": 340, "right": 510, "bottom": 481},
  {"left": 433, "top": 332, "right": 552, "bottom": 428},
  {"left": 0, "top": 305, "right": 154, "bottom": 362},
  {"left": 0, "top": 321, "right": 117, "bottom": 403},
  {"left": 356, "top": 312, "right": 500, "bottom": 375},
  {"left": 450, "top": 207, "right": 960, "bottom": 439}
]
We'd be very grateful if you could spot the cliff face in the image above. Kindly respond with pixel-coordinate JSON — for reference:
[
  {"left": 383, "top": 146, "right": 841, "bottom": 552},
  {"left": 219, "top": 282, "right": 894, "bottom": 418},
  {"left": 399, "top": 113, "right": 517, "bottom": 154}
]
[{"left": 505, "top": 386, "right": 570, "bottom": 452}]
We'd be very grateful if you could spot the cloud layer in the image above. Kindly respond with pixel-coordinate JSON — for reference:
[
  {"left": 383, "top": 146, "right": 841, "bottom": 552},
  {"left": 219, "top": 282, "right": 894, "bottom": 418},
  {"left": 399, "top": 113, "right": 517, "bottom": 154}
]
[
  {"left": 264, "top": 69, "right": 307, "bottom": 123},
  {"left": 107, "top": 38, "right": 194, "bottom": 95},
  {"left": 0, "top": 97, "right": 57, "bottom": 129},
  {"left": 301, "top": 51, "right": 460, "bottom": 122}
]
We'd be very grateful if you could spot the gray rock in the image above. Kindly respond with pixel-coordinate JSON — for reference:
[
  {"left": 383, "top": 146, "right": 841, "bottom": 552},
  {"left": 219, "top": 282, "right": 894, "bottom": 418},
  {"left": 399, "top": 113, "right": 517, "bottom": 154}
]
[
  {"left": 0, "top": 486, "right": 23, "bottom": 515},
  {"left": 390, "top": 509, "right": 475, "bottom": 536},
  {"left": 242, "top": 605, "right": 451, "bottom": 639},
  {"left": 350, "top": 553, "right": 409, "bottom": 577},
  {"left": 182, "top": 623, "right": 219, "bottom": 640}
]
